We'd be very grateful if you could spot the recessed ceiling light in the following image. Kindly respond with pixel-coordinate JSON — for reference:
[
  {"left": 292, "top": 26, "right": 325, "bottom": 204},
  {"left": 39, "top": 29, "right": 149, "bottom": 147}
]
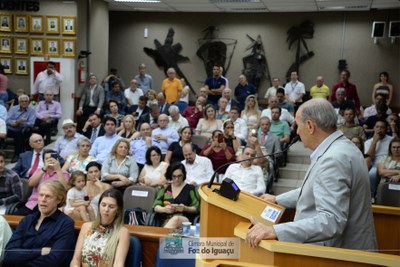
[{"left": 114, "top": 0, "right": 161, "bottom": 3}]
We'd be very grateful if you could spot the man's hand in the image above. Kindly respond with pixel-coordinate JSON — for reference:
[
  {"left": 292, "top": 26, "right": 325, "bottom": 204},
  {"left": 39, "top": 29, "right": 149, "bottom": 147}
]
[
  {"left": 76, "top": 109, "right": 83, "bottom": 116},
  {"left": 41, "top": 247, "right": 51, "bottom": 256},
  {"left": 260, "top": 194, "right": 276, "bottom": 203},
  {"left": 246, "top": 217, "right": 277, "bottom": 248}
]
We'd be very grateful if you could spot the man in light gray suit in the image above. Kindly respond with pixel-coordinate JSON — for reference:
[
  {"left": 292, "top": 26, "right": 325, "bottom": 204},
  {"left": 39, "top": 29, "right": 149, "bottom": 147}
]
[
  {"left": 257, "top": 116, "right": 281, "bottom": 157},
  {"left": 247, "top": 99, "right": 377, "bottom": 251}
]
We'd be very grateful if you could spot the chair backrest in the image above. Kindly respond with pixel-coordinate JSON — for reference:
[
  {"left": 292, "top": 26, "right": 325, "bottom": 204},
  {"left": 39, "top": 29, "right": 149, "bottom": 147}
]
[
  {"left": 123, "top": 185, "right": 157, "bottom": 213},
  {"left": 191, "top": 135, "right": 209, "bottom": 149},
  {"left": 21, "top": 179, "right": 32, "bottom": 203},
  {"left": 376, "top": 182, "right": 400, "bottom": 207},
  {"left": 125, "top": 235, "right": 142, "bottom": 267}
]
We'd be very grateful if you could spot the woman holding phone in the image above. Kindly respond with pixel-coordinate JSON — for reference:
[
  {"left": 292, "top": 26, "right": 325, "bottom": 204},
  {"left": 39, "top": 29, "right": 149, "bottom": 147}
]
[{"left": 200, "top": 130, "right": 235, "bottom": 175}]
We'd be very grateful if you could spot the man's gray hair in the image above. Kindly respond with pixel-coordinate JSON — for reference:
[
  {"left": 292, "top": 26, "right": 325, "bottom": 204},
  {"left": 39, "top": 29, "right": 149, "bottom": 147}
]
[
  {"left": 300, "top": 99, "right": 337, "bottom": 132},
  {"left": 168, "top": 105, "right": 179, "bottom": 114},
  {"left": 259, "top": 116, "right": 270, "bottom": 123},
  {"left": 18, "top": 94, "right": 29, "bottom": 102}
]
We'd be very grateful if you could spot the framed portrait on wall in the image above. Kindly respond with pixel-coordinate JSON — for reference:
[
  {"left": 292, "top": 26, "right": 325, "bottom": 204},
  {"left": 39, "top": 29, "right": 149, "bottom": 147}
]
[
  {"left": 0, "top": 57, "right": 12, "bottom": 74},
  {"left": 62, "top": 16, "right": 76, "bottom": 35},
  {"left": 0, "top": 14, "right": 12, "bottom": 32},
  {"left": 46, "top": 38, "right": 59, "bottom": 56},
  {"left": 0, "top": 36, "right": 12, "bottom": 54},
  {"left": 46, "top": 16, "right": 59, "bottom": 34},
  {"left": 30, "top": 37, "right": 44, "bottom": 55},
  {"left": 62, "top": 38, "right": 75, "bottom": 57},
  {"left": 14, "top": 37, "right": 28, "bottom": 55},
  {"left": 15, "top": 58, "right": 28, "bottom": 75},
  {"left": 14, "top": 15, "right": 28, "bottom": 33},
  {"left": 30, "top": 15, "right": 43, "bottom": 33}
]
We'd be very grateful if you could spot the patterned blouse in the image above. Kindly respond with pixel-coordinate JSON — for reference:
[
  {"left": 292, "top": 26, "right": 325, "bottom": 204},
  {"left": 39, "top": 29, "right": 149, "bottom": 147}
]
[
  {"left": 66, "top": 154, "right": 97, "bottom": 173},
  {"left": 82, "top": 224, "right": 113, "bottom": 267}
]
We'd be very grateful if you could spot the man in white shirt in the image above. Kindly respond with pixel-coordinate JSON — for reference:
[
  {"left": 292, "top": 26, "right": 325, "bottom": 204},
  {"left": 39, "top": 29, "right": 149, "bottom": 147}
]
[
  {"left": 168, "top": 105, "right": 189, "bottom": 132},
  {"left": 229, "top": 106, "right": 247, "bottom": 142},
  {"left": 284, "top": 71, "right": 305, "bottom": 111},
  {"left": 32, "top": 61, "right": 63, "bottom": 101},
  {"left": 125, "top": 79, "right": 144, "bottom": 113},
  {"left": 364, "top": 119, "right": 393, "bottom": 198},
  {"left": 182, "top": 143, "right": 214, "bottom": 186},
  {"left": 224, "top": 146, "right": 265, "bottom": 196},
  {"left": 261, "top": 96, "right": 294, "bottom": 125}
]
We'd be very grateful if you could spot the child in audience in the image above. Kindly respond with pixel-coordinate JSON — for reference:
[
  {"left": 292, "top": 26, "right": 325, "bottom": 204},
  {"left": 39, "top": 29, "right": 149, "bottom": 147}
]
[
  {"left": 146, "top": 89, "right": 158, "bottom": 107},
  {"left": 64, "top": 171, "right": 95, "bottom": 221}
]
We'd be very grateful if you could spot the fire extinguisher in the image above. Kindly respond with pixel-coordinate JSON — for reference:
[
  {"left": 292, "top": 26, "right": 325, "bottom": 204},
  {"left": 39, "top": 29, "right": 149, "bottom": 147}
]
[{"left": 79, "top": 61, "right": 86, "bottom": 84}]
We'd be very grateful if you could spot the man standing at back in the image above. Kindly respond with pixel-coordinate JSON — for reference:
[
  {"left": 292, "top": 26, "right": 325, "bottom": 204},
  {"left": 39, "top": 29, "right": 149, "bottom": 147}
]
[
  {"left": 33, "top": 61, "right": 63, "bottom": 101},
  {"left": 203, "top": 65, "right": 226, "bottom": 106},
  {"left": 247, "top": 99, "right": 376, "bottom": 250},
  {"left": 284, "top": 71, "right": 305, "bottom": 112},
  {"left": 162, "top": 68, "right": 182, "bottom": 104},
  {"left": 329, "top": 70, "right": 360, "bottom": 113},
  {"left": 135, "top": 63, "right": 153, "bottom": 95}
]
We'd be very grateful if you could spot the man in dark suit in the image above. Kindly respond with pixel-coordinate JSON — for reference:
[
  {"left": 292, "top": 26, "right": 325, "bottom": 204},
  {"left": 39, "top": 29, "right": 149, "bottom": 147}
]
[
  {"left": 18, "top": 62, "right": 25, "bottom": 70},
  {"left": 12, "top": 134, "right": 44, "bottom": 179},
  {"left": 157, "top": 92, "right": 170, "bottom": 115},
  {"left": 81, "top": 113, "right": 105, "bottom": 143},
  {"left": 138, "top": 103, "right": 160, "bottom": 130},
  {"left": 130, "top": 96, "right": 150, "bottom": 128},
  {"left": 223, "top": 87, "right": 240, "bottom": 112}
]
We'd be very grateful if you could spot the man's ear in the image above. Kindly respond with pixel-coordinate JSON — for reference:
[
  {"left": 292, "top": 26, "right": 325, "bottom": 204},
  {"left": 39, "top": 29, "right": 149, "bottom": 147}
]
[{"left": 305, "top": 120, "right": 315, "bottom": 134}]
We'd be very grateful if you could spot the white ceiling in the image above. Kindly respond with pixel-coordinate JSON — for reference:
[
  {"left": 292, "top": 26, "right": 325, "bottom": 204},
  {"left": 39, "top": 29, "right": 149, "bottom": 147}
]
[{"left": 104, "top": 0, "right": 400, "bottom": 12}]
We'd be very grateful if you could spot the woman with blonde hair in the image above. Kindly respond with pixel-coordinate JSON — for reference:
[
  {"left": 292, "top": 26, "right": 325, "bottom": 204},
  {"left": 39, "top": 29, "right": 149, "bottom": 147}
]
[
  {"left": 118, "top": 114, "right": 136, "bottom": 140},
  {"left": 70, "top": 188, "right": 130, "bottom": 267},
  {"left": 241, "top": 95, "right": 261, "bottom": 130},
  {"left": 102, "top": 139, "right": 138, "bottom": 192}
]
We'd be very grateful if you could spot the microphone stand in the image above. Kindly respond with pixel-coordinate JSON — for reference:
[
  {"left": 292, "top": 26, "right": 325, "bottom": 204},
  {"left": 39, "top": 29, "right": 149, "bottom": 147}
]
[{"left": 207, "top": 135, "right": 300, "bottom": 190}]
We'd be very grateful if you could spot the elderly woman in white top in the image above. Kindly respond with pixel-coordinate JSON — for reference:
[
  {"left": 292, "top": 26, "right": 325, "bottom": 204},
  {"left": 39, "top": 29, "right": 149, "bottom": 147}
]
[{"left": 101, "top": 139, "right": 139, "bottom": 192}]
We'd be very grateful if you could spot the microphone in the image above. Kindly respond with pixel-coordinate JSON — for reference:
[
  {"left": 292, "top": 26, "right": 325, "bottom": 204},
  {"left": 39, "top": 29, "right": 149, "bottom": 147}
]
[{"left": 207, "top": 135, "right": 300, "bottom": 189}]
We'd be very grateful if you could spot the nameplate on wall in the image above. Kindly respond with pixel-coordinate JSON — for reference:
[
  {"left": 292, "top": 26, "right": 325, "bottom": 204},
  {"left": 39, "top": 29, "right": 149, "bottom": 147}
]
[{"left": 0, "top": 1, "right": 40, "bottom": 12}]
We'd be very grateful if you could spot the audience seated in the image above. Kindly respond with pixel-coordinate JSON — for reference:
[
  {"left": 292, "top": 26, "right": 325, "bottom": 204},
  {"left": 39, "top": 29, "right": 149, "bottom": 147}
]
[
  {"left": 62, "top": 137, "right": 96, "bottom": 174},
  {"left": 182, "top": 96, "right": 205, "bottom": 130},
  {"left": 101, "top": 139, "right": 138, "bottom": 192},
  {"left": 76, "top": 74, "right": 105, "bottom": 131},
  {"left": 104, "top": 100, "right": 125, "bottom": 130},
  {"left": 151, "top": 114, "right": 179, "bottom": 158},
  {"left": 102, "top": 67, "right": 126, "bottom": 92},
  {"left": 0, "top": 215, "right": 12, "bottom": 265},
  {"left": 276, "top": 88, "right": 294, "bottom": 115},
  {"left": 165, "top": 126, "right": 200, "bottom": 165},
  {"left": 138, "top": 146, "right": 168, "bottom": 188},
  {"left": 257, "top": 116, "right": 282, "bottom": 159},
  {"left": 364, "top": 119, "right": 393, "bottom": 198},
  {"left": 338, "top": 107, "right": 366, "bottom": 140},
  {"left": 269, "top": 106, "right": 291, "bottom": 146},
  {"left": 265, "top": 77, "right": 282, "bottom": 100},
  {"left": 130, "top": 122, "right": 152, "bottom": 171},
  {"left": 372, "top": 71, "right": 393, "bottom": 106},
  {"left": 15, "top": 150, "right": 69, "bottom": 216},
  {"left": 168, "top": 105, "right": 189, "bottom": 132},
  {"left": 34, "top": 89, "right": 62, "bottom": 145},
  {"left": 157, "top": 92, "right": 170, "bottom": 115},
  {"left": 175, "top": 78, "right": 190, "bottom": 113},
  {"left": 89, "top": 117, "right": 121, "bottom": 164},
  {"left": 182, "top": 143, "right": 213, "bottom": 186},
  {"left": 363, "top": 102, "right": 388, "bottom": 138},
  {"left": 7, "top": 94, "right": 36, "bottom": 162},
  {"left": 224, "top": 146, "right": 265, "bottom": 196},
  {"left": 241, "top": 95, "right": 261, "bottom": 130},
  {"left": 70, "top": 188, "right": 130, "bottom": 266},
  {"left": 139, "top": 103, "right": 160, "bottom": 129},
  {"left": 387, "top": 113, "right": 399, "bottom": 138},
  {"left": 146, "top": 89, "right": 158, "bottom": 107},
  {"left": 54, "top": 119, "right": 82, "bottom": 159},
  {"left": 229, "top": 106, "right": 248, "bottom": 143},
  {"left": 351, "top": 136, "right": 372, "bottom": 170},
  {"left": 4, "top": 180, "right": 75, "bottom": 267},
  {"left": 85, "top": 162, "right": 111, "bottom": 217},
  {"left": 106, "top": 80, "right": 127, "bottom": 112},
  {"left": 162, "top": 68, "right": 182, "bottom": 104},
  {"left": 222, "top": 87, "right": 239, "bottom": 112},
  {"left": 64, "top": 170, "right": 95, "bottom": 221},
  {"left": 329, "top": 70, "right": 360, "bottom": 113},
  {"left": 153, "top": 163, "right": 200, "bottom": 228},
  {"left": 222, "top": 120, "right": 241, "bottom": 153},
  {"left": 124, "top": 79, "right": 144, "bottom": 113},
  {"left": 216, "top": 97, "right": 230, "bottom": 122},
  {"left": 200, "top": 130, "right": 235, "bottom": 175},
  {"left": 118, "top": 114, "right": 137, "bottom": 141},
  {"left": 261, "top": 96, "right": 294, "bottom": 125},
  {"left": 377, "top": 138, "right": 400, "bottom": 183},
  {"left": 196, "top": 104, "right": 223, "bottom": 140},
  {"left": 234, "top": 74, "right": 256, "bottom": 110},
  {"left": 12, "top": 133, "right": 45, "bottom": 179},
  {"left": 81, "top": 113, "right": 105, "bottom": 144},
  {"left": 363, "top": 93, "right": 391, "bottom": 119},
  {"left": 0, "top": 150, "right": 23, "bottom": 211}
]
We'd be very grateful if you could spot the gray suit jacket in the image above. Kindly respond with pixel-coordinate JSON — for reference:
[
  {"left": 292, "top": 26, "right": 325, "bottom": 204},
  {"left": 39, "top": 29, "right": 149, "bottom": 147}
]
[
  {"left": 257, "top": 130, "right": 281, "bottom": 155},
  {"left": 274, "top": 131, "right": 377, "bottom": 250},
  {"left": 79, "top": 84, "right": 105, "bottom": 110}
]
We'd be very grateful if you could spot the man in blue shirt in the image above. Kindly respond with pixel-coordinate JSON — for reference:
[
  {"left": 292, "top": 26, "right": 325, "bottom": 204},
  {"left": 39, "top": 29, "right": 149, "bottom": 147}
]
[
  {"left": 151, "top": 114, "right": 179, "bottom": 159},
  {"left": 4, "top": 180, "right": 75, "bottom": 267},
  {"left": 203, "top": 65, "right": 226, "bottom": 106},
  {"left": 234, "top": 74, "right": 256, "bottom": 111},
  {"left": 6, "top": 94, "right": 36, "bottom": 162},
  {"left": 134, "top": 63, "right": 153, "bottom": 95}
]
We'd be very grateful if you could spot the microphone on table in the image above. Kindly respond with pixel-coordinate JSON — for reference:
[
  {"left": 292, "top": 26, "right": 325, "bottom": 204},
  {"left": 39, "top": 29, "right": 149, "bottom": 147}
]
[{"left": 207, "top": 135, "right": 300, "bottom": 200}]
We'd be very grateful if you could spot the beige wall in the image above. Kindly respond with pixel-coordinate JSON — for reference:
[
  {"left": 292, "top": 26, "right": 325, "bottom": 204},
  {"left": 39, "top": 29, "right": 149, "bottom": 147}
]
[{"left": 109, "top": 10, "right": 400, "bottom": 109}]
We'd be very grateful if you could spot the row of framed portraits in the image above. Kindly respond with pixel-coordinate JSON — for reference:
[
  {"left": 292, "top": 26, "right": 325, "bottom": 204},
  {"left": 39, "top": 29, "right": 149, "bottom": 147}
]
[
  {"left": 0, "top": 36, "right": 76, "bottom": 57},
  {"left": 0, "top": 57, "right": 29, "bottom": 75},
  {"left": 0, "top": 14, "right": 76, "bottom": 35}
]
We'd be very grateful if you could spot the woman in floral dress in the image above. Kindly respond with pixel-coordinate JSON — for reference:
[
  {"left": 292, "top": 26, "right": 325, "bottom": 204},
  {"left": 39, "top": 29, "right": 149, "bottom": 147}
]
[{"left": 70, "top": 188, "right": 130, "bottom": 267}]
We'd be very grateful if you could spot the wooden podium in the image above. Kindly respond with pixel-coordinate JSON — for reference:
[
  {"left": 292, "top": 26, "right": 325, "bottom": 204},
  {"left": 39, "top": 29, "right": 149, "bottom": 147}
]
[{"left": 197, "top": 184, "right": 400, "bottom": 267}]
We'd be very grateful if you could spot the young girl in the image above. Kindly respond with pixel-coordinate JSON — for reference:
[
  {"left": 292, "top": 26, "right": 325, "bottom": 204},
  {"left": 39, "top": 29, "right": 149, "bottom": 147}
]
[
  {"left": 146, "top": 89, "right": 158, "bottom": 107},
  {"left": 64, "top": 171, "right": 95, "bottom": 221}
]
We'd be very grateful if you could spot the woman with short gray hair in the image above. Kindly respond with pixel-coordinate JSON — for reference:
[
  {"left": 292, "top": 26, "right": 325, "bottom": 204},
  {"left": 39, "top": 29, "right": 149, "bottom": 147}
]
[{"left": 62, "top": 137, "right": 96, "bottom": 174}]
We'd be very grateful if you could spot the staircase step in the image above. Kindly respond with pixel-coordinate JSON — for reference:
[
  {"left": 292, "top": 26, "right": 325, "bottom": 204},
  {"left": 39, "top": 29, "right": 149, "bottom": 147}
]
[
  {"left": 272, "top": 178, "right": 303, "bottom": 195},
  {"left": 279, "top": 163, "right": 309, "bottom": 180}
]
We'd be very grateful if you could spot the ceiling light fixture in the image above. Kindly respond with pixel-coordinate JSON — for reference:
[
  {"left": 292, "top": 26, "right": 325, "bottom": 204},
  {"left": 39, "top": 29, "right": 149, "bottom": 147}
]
[{"left": 114, "top": 0, "right": 161, "bottom": 3}]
